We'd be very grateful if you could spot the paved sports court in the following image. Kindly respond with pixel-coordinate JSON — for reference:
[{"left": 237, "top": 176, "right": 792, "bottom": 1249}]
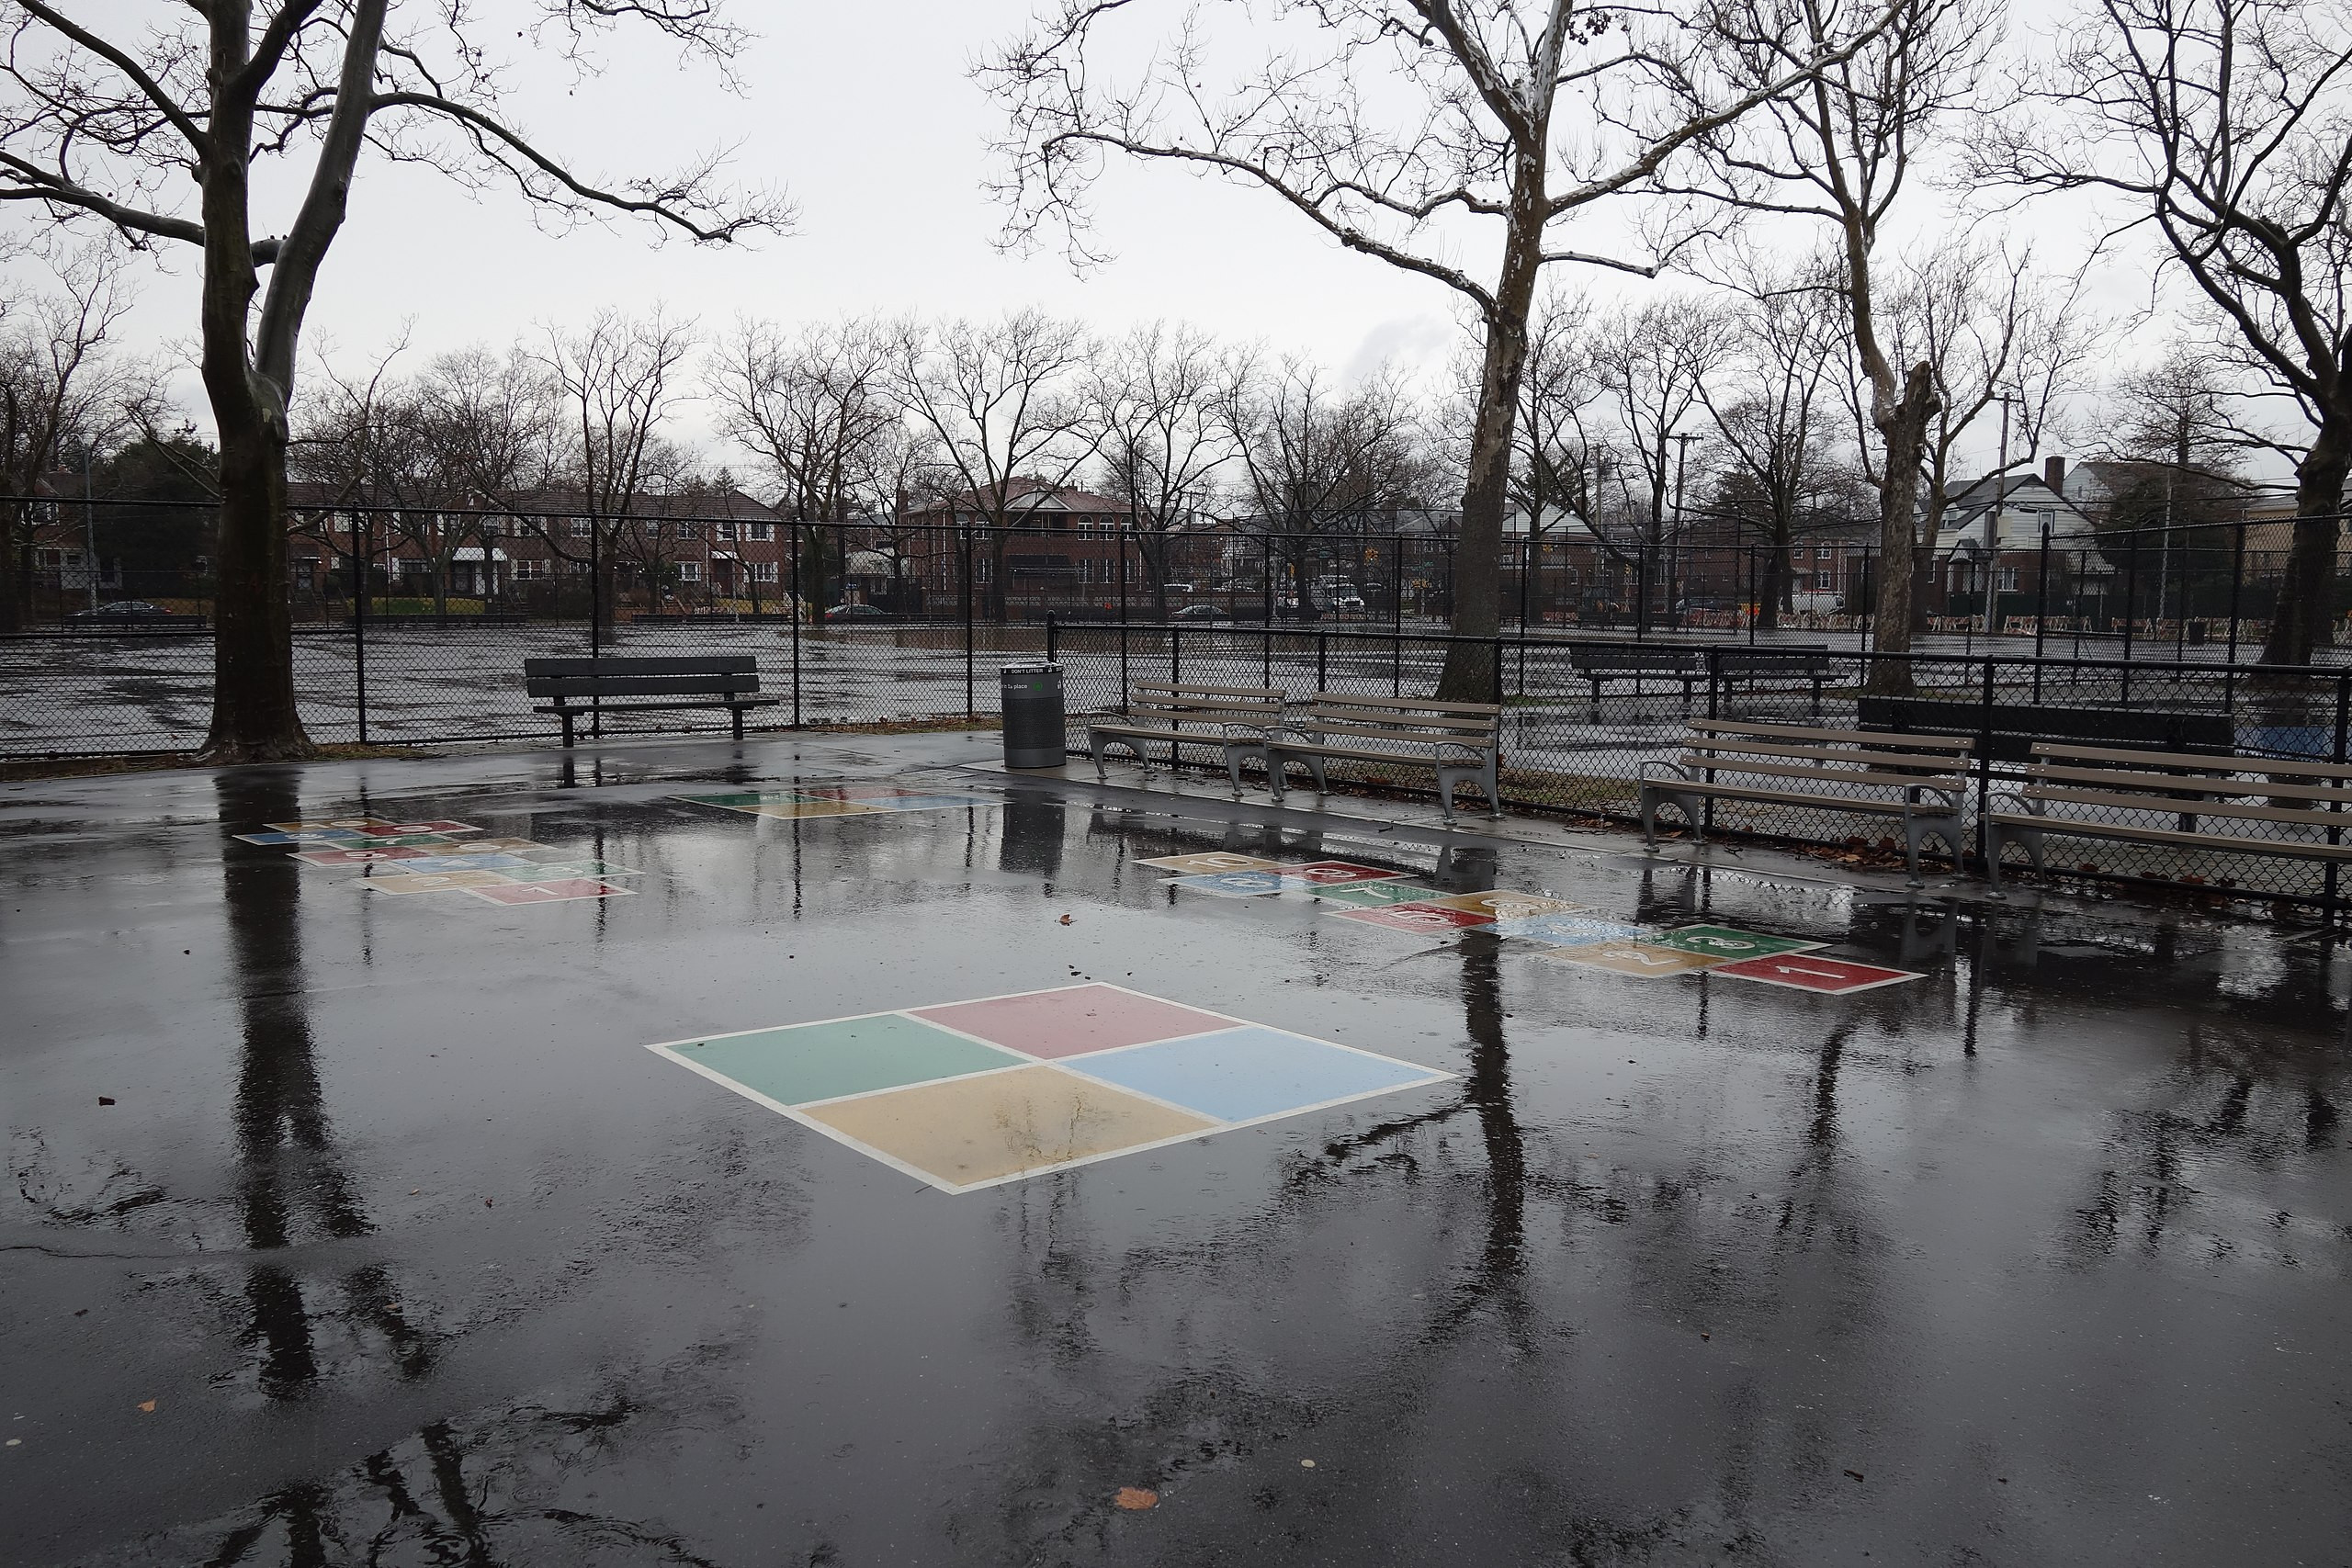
[{"left": 4, "top": 731, "right": 2346, "bottom": 1565}]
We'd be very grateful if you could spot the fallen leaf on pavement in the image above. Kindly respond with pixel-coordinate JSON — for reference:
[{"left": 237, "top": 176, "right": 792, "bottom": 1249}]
[
  {"left": 136, "top": 1400, "right": 155, "bottom": 1413},
  {"left": 1114, "top": 1487, "right": 1158, "bottom": 1510}
]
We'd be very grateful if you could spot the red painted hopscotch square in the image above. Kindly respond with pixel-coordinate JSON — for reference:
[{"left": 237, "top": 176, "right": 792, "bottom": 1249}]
[
  {"left": 1713, "top": 955, "right": 1922, "bottom": 994},
  {"left": 1329, "top": 902, "right": 1495, "bottom": 933},
  {"left": 910, "top": 983, "right": 1234, "bottom": 1059},
  {"left": 1287, "top": 861, "right": 1408, "bottom": 886}
]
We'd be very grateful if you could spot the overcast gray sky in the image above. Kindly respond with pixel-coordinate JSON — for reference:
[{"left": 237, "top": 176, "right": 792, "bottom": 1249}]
[{"left": 15, "top": 1, "right": 2176, "bottom": 478}]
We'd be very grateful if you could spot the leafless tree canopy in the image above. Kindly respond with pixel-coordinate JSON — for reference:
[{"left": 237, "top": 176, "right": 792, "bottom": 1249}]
[
  {"left": 0, "top": 0, "right": 788, "bottom": 757},
  {"left": 982, "top": 0, "right": 1897, "bottom": 696},
  {"left": 1976, "top": 0, "right": 2352, "bottom": 662}
]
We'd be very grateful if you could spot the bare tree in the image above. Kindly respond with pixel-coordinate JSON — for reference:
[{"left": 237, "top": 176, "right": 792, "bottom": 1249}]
[
  {"left": 1591, "top": 296, "right": 1726, "bottom": 622},
  {"left": 888, "top": 310, "right": 1103, "bottom": 621},
  {"left": 983, "top": 0, "right": 1895, "bottom": 698},
  {"left": 0, "top": 243, "right": 162, "bottom": 629},
  {"left": 1226, "top": 359, "right": 1426, "bottom": 617},
  {"left": 1503, "top": 288, "right": 1609, "bottom": 625},
  {"left": 1096, "top": 322, "right": 1243, "bottom": 617},
  {"left": 531, "top": 310, "right": 702, "bottom": 621},
  {"left": 1690, "top": 0, "right": 2003, "bottom": 691},
  {"left": 707, "top": 316, "right": 902, "bottom": 619},
  {"left": 0, "top": 3, "right": 788, "bottom": 758},
  {"left": 1976, "top": 0, "right": 2352, "bottom": 663},
  {"left": 1698, "top": 261, "right": 1849, "bottom": 627}
]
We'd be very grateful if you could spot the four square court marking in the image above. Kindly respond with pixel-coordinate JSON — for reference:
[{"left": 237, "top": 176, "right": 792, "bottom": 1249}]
[{"left": 647, "top": 983, "right": 1453, "bottom": 1193}]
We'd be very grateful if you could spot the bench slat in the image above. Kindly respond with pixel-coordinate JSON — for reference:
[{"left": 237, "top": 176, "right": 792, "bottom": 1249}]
[
  {"left": 1301, "top": 714, "right": 1498, "bottom": 738},
  {"left": 2020, "top": 785, "right": 2352, "bottom": 829},
  {"left": 1680, "top": 757, "right": 1963, "bottom": 791},
  {"left": 1695, "top": 718, "right": 1974, "bottom": 751},
  {"left": 1669, "top": 782, "right": 1939, "bottom": 816},
  {"left": 1991, "top": 812, "right": 2352, "bottom": 860},
  {"left": 524, "top": 656, "right": 756, "bottom": 678},
  {"left": 530, "top": 675, "right": 762, "bottom": 698},
  {"left": 1129, "top": 680, "right": 1285, "bottom": 700},
  {"left": 2024, "top": 763, "right": 2352, "bottom": 804},
  {"left": 2031, "top": 741, "right": 2352, "bottom": 779},
  {"left": 1301, "top": 692, "right": 1501, "bottom": 716},
  {"left": 1690, "top": 739, "right": 1973, "bottom": 771}
]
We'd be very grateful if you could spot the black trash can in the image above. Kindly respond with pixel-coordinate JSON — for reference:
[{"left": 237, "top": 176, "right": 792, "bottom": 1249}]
[{"left": 1000, "top": 662, "right": 1067, "bottom": 769}]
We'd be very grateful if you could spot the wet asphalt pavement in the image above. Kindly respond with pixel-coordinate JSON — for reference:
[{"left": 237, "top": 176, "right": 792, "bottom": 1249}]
[{"left": 4, "top": 734, "right": 2348, "bottom": 1566}]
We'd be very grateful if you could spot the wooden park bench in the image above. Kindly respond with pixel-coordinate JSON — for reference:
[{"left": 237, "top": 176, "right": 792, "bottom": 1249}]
[
  {"left": 1568, "top": 643, "right": 1707, "bottom": 719},
  {"left": 1985, "top": 742, "right": 2352, "bottom": 894},
  {"left": 523, "top": 655, "right": 778, "bottom": 747},
  {"left": 1639, "top": 718, "right": 1973, "bottom": 887},
  {"left": 1236, "top": 692, "right": 1505, "bottom": 825},
  {"left": 1857, "top": 694, "right": 2233, "bottom": 762},
  {"left": 1085, "top": 679, "right": 1287, "bottom": 784}
]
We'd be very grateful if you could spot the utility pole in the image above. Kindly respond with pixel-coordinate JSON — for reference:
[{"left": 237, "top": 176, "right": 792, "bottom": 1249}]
[
  {"left": 1669, "top": 432, "right": 1698, "bottom": 629},
  {"left": 1990, "top": 393, "right": 2019, "bottom": 638},
  {"left": 81, "top": 446, "right": 96, "bottom": 612}
]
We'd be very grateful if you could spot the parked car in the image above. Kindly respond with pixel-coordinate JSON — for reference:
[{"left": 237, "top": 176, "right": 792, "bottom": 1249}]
[
  {"left": 70, "top": 600, "right": 174, "bottom": 620},
  {"left": 823, "top": 603, "right": 892, "bottom": 622},
  {"left": 1169, "top": 603, "right": 1232, "bottom": 622},
  {"left": 1331, "top": 594, "right": 1368, "bottom": 615}
]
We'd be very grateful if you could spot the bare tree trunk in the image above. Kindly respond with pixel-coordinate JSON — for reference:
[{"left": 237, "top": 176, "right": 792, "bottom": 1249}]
[
  {"left": 1864, "top": 362, "right": 1937, "bottom": 696},
  {"left": 208, "top": 411, "right": 305, "bottom": 756},
  {"left": 1758, "top": 542, "right": 1785, "bottom": 632},
  {"left": 0, "top": 502, "right": 23, "bottom": 634},
  {"left": 1438, "top": 200, "right": 1542, "bottom": 704},
  {"left": 2261, "top": 417, "right": 2350, "bottom": 667}
]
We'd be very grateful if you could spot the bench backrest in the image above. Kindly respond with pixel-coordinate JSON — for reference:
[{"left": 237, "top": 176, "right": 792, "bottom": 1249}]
[
  {"left": 1858, "top": 694, "right": 2233, "bottom": 760},
  {"left": 1297, "top": 691, "right": 1502, "bottom": 750},
  {"left": 1125, "top": 679, "right": 1286, "bottom": 727},
  {"left": 1683, "top": 719, "right": 1970, "bottom": 787},
  {"left": 2021, "top": 741, "right": 2352, "bottom": 811},
  {"left": 1714, "top": 647, "right": 1832, "bottom": 671},
  {"left": 525, "top": 655, "right": 761, "bottom": 700},
  {"left": 1571, "top": 644, "right": 1704, "bottom": 671}
]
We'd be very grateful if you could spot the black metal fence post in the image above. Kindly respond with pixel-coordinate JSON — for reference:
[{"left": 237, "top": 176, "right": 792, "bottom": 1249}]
[
  {"left": 1976, "top": 654, "right": 1997, "bottom": 868},
  {"left": 1046, "top": 612, "right": 1057, "bottom": 665},
  {"left": 1116, "top": 527, "right": 1130, "bottom": 711},
  {"left": 2225, "top": 517, "right": 2246, "bottom": 711},
  {"left": 790, "top": 526, "right": 803, "bottom": 728},
  {"left": 2330, "top": 673, "right": 2350, "bottom": 917},
  {"left": 962, "top": 520, "right": 975, "bottom": 721},
  {"left": 2122, "top": 529, "right": 2140, "bottom": 705},
  {"left": 2033, "top": 519, "right": 2052, "bottom": 702},
  {"left": 1317, "top": 628, "right": 1328, "bottom": 693},
  {"left": 351, "top": 508, "right": 368, "bottom": 745},
  {"left": 1170, "top": 622, "right": 1181, "bottom": 684}
]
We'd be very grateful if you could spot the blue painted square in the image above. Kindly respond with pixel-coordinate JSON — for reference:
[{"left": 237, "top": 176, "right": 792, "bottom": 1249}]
[
  {"left": 235, "top": 829, "right": 366, "bottom": 845},
  {"left": 1492, "top": 913, "right": 1651, "bottom": 947},
  {"left": 390, "top": 853, "right": 540, "bottom": 874},
  {"left": 1069, "top": 1025, "right": 1445, "bottom": 1122},
  {"left": 1170, "top": 870, "right": 1293, "bottom": 897},
  {"left": 864, "top": 794, "right": 995, "bottom": 812}
]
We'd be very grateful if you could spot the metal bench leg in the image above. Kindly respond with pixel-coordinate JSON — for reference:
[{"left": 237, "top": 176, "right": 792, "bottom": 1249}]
[
  {"left": 1482, "top": 754, "right": 1502, "bottom": 818},
  {"left": 731, "top": 705, "right": 745, "bottom": 742},
  {"left": 1303, "top": 756, "right": 1329, "bottom": 798},
  {"left": 560, "top": 706, "right": 577, "bottom": 749},
  {"left": 1640, "top": 784, "right": 1662, "bottom": 847}
]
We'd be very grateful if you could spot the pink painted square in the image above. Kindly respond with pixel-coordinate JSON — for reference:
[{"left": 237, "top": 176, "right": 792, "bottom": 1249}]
[
  {"left": 910, "top": 983, "right": 1234, "bottom": 1059},
  {"left": 1329, "top": 902, "right": 1496, "bottom": 933},
  {"left": 465, "top": 878, "right": 634, "bottom": 906},
  {"left": 1288, "top": 860, "right": 1408, "bottom": 886},
  {"left": 292, "top": 845, "right": 433, "bottom": 866}
]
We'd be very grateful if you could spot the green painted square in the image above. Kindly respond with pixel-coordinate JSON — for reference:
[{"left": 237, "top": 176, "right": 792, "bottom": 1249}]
[
  {"left": 1649, "top": 925, "right": 1826, "bottom": 960},
  {"left": 673, "top": 1014, "right": 1023, "bottom": 1105},
  {"left": 1314, "top": 881, "right": 1442, "bottom": 908}
]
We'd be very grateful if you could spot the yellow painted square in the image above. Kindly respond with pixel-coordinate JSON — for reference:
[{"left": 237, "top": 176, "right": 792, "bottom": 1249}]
[
  {"left": 803, "top": 1065, "right": 1215, "bottom": 1189},
  {"left": 1138, "top": 852, "right": 1282, "bottom": 874},
  {"left": 361, "top": 869, "right": 515, "bottom": 894},
  {"left": 1544, "top": 941, "right": 1729, "bottom": 977},
  {"left": 747, "top": 799, "right": 890, "bottom": 818},
  {"left": 1420, "top": 890, "right": 1586, "bottom": 921}
]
